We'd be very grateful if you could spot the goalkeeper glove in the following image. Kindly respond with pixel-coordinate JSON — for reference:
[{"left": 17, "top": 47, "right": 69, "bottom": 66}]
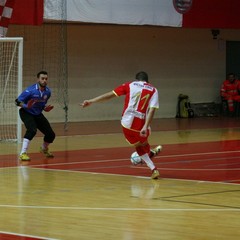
[{"left": 44, "top": 105, "right": 54, "bottom": 112}]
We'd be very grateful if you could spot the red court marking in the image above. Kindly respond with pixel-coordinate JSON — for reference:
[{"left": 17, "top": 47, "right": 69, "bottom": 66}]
[{"left": 1, "top": 140, "right": 240, "bottom": 184}]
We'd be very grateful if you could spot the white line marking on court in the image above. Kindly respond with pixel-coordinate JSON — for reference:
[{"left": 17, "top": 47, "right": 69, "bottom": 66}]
[
  {"left": 0, "top": 204, "right": 239, "bottom": 211},
  {"left": 33, "top": 167, "right": 240, "bottom": 186},
  {"left": 31, "top": 158, "right": 130, "bottom": 167},
  {"left": 27, "top": 149, "right": 240, "bottom": 168},
  {"left": 157, "top": 168, "right": 240, "bottom": 171},
  {"left": 155, "top": 150, "right": 240, "bottom": 158}
]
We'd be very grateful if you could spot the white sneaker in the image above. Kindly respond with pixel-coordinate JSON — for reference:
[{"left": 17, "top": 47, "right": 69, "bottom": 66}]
[{"left": 150, "top": 145, "right": 162, "bottom": 158}]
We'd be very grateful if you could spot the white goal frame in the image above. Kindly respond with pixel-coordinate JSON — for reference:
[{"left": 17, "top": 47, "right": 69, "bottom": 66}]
[{"left": 0, "top": 37, "right": 23, "bottom": 143}]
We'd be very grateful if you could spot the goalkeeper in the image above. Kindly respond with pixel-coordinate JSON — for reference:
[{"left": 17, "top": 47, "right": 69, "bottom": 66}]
[{"left": 15, "top": 71, "right": 55, "bottom": 161}]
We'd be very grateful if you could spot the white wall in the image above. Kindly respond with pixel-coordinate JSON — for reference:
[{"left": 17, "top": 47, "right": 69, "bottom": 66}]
[{"left": 9, "top": 24, "right": 240, "bottom": 122}]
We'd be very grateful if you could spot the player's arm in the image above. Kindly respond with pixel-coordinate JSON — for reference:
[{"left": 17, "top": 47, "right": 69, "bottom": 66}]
[
  {"left": 220, "top": 82, "right": 227, "bottom": 97},
  {"left": 140, "top": 89, "right": 159, "bottom": 135},
  {"left": 15, "top": 90, "right": 35, "bottom": 109},
  {"left": 43, "top": 93, "right": 54, "bottom": 112},
  {"left": 15, "top": 98, "right": 25, "bottom": 107},
  {"left": 80, "top": 91, "right": 116, "bottom": 108},
  {"left": 140, "top": 107, "right": 156, "bottom": 136},
  {"left": 44, "top": 105, "right": 54, "bottom": 112},
  {"left": 15, "top": 91, "right": 27, "bottom": 107}
]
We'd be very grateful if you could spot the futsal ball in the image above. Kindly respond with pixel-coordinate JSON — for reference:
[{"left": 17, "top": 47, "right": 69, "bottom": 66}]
[{"left": 130, "top": 151, "right": 142, "bottom": 165}]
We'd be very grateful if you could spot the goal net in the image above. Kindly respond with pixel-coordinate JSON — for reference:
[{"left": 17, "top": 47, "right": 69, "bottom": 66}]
[
  {"left": 7, "top": 0, "right": 68, "bottom": 131},
  {"left": 0, "top": 37, "right": 23, "bottom": 142}
]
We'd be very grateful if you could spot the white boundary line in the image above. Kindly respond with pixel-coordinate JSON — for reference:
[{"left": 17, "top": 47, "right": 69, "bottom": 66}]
[
  {"left": 157, "top": 150, "right": 240, "bottom": 158},
  {"left": 17, "top": 166, "right": 240, "bottom": 186},
  {"left": 0, "top": 205, "right": 239, "bottom": 211},
  {"left": 14, "top": 149, "right": 240, "bottom": 167}
]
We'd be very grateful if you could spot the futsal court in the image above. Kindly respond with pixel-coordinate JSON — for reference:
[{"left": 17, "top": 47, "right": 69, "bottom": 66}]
[{"left": 0, "top": 117, "right": 240, "bottom": 240}]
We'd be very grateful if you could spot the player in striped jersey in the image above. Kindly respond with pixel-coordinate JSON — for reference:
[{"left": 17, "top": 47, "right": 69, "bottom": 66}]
[{"left": 80, "top": 71, "right": 161, "bottom": 179}]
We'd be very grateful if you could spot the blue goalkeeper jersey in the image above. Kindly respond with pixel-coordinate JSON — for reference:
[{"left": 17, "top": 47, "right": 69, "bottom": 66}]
[{"left": 17, "top": 83, "right": 52, "bottom": 115}]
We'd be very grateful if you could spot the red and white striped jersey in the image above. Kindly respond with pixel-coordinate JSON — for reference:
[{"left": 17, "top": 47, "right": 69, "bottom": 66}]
[
  {"left": 0, "top": 0, "right": 15, "bottom": 37},
  {"left": 113, "top": 81, "right": 159, "bottom": 131}
]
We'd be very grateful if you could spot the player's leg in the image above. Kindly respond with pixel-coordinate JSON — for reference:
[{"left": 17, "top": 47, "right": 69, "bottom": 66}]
[
  {"left": 122, "top": 127, "right": 159, "bottom": 179},
  {"left": 135, "top": 128, "right": 160, "bottom": 179},
  {"left": 36, "top": 114, "right": 55, "bottom": 158},
  {"left": 233, "top": 95, "right": 240, "bottom": 116},
  {"left": 135, "top": 142, "right": 160, "bottom": 179},
  {"left": 149, "top": 127, "right": 162, "bottom": 158},
  {"left": 227, "top": 97, "right": 234, "bottom": 114},
  {"left": 19, "top": 109, "right": 38, "bottom": 160}
]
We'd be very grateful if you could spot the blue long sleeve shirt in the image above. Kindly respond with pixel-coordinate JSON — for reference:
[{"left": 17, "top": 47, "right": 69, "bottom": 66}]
[{"left": 16, "top": 83, "right": 52, "bottom": 115}]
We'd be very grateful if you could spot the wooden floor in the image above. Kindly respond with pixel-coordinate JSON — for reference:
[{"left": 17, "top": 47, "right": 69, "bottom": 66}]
[{"left": 0, "top": 117, "right": 240, "bottom": 240}]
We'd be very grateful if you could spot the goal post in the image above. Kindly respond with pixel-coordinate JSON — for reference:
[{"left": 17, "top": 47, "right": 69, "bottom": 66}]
[{"left": 0, "top": 37, "right": 23, "bottom": 143}]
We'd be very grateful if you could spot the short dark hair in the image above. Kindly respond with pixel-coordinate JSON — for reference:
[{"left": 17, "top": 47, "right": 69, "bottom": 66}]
[
  {"left": 37, "top": 71, "right": 48, "bottom": 78},
  {"left": 135, "top": 71, "right": 148, "bottom": 82}
]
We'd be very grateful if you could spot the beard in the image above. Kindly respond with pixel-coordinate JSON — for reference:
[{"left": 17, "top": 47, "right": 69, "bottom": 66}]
[{"left": 39, "top": 82, "right": 46, "bottom": 88}]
